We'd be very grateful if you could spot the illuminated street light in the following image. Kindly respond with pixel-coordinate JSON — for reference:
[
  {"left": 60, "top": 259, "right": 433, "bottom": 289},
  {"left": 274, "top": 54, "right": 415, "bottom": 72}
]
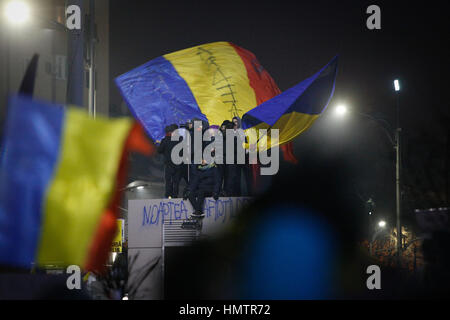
[
  {"left": 335, "top": 105, "right": 347, "bottom": 116},
  {"left": 123, "top": 180, "right": 149, "bottom": 191},
  {"left": 370, "top": 219, "right": 388, "bottom": 255},
  {"left": 394, "top": 79, "right": 400, "bottom": 92},
  {"left": 4, "top": 1, "right": 30, "bottom": 25},
  {"left": 3, "top": 1, "right": 97, "bottom": 119}
]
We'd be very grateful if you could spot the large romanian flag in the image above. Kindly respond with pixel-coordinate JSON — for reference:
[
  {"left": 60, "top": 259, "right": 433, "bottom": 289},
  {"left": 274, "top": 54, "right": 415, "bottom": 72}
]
[
  {"left": 115, "top": 41, "right": 281, "bottom": 143},
  {"left": 0, "top": 95, "right": 152, "bottom": 271}
]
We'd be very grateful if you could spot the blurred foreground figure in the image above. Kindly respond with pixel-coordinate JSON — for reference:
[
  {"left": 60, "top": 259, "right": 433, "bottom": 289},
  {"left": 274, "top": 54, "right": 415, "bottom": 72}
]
[
  {"left": 166, "top": 157, "right": 364, "bottom": 299},
  {"left": 420, "top": 231, "right": 450, "bottom": 298},
  {"left": 165, "top": 155, "right": 450, "bottom": 299}
]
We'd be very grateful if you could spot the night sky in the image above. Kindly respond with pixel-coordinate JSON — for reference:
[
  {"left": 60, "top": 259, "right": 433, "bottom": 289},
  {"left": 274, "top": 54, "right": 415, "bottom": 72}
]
[{"left": 110, "top": 0, "right": 449, "bottom": 227}]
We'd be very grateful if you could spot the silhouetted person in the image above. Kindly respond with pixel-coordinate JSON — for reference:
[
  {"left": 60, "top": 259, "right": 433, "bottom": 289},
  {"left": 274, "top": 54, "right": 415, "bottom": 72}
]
[
  {"left": 158, "top": 124, "right": 182, "bottom": 198},
  {"left": 218, "top": 120, "right": 232, "bottom": 195},
  {"left": 224, "top": 120, "right": 244, "bottom": 196}
]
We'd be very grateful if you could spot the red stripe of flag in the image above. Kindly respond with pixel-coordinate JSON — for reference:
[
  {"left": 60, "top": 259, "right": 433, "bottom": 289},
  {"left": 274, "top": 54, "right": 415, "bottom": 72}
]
[
  {"left": 229, "top": 43, "right": 281, "bottom": 104},
  {"left": 230, "top": 43, "right": 298, "bottom": 168},
  {"left": 84, "top": 123, "right": 154, "bottom": 272}
]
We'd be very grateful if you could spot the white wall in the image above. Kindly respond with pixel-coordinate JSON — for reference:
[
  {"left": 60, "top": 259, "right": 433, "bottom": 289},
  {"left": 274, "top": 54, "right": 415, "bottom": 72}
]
[{"left": 127, "top": 197, "right": 252, "bottom": 299}]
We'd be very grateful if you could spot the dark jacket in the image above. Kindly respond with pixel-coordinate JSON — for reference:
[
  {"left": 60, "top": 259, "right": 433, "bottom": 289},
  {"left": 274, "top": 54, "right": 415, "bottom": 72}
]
[
  {"left": 158, "top": 135, "right": 182, "bottom": 167},
  {"left": 189, "top": 120, "right": 211, "bottom": 163},
  {"left": 189, "top": 163, "right": 221, "bottom": 195},
  {"left": 225, "top": 130, "right": 245, "bottom": 164}
]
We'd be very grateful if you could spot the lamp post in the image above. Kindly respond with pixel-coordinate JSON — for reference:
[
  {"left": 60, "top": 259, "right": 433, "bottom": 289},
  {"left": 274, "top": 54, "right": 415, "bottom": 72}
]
[
  {"left": 333, "top": 79, "right": 403, "bottom": 265},
  {"left": 394, "top": 79, "right": 402, "bottom": 266},
  {"left": 87, "top": 0, "right": 97, "bottom": 118}
]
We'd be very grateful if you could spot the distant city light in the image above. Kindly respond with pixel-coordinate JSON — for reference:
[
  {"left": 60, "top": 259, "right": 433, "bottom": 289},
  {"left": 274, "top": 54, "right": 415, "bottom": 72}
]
[
  {"left": 394, "top": 79, "right": 400, "bottom": 92},
  {"left": 335, "top": 105, "right": 347, "bottom": 116},
  {"left": 378, "top": 220, "right": 386, "bottom": 228},
  {"left": 5, "top": 1, "right": 30, "bottom": 24}
]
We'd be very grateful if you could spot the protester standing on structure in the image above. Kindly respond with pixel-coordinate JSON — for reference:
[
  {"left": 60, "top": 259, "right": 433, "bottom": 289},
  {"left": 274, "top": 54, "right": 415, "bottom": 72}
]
[{"left": 158, "top": 124, "right": 182, "bottom": 198}]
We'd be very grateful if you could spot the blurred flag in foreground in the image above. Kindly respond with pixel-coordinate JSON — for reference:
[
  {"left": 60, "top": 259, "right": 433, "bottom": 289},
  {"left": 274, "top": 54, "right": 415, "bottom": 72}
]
[
  {"left": 115, "top": 41, "right": 281, "bottom": 143},
  {"left": 0, "top": 95, "right": 152, "bottom": 272},
  {"left": 242, "top": 56, "right": 338, "bottom": 151}
]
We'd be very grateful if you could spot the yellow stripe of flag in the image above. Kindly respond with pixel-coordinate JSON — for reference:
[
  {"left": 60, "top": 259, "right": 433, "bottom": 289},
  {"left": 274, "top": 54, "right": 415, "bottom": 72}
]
[
  {"left": 244, "top": 112, "right": 319, "bottom": 151},
  {"left": 164, "top": 42, "right": 257, "bottom": 125},
  {"left": 37, "top": 108, "right": 132, "bottom": 267}
]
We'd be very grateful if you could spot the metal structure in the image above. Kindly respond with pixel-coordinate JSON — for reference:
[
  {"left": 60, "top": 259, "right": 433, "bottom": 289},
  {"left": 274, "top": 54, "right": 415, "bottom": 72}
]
[
  {"left": 162, "top": 217, "right": 203, "bottom": 298},
  {"left": 66, "top": 0, "right": 84, "bottom": 107},
  {"left": 87, "top": 0, "right": 97, "bottom": 117}
]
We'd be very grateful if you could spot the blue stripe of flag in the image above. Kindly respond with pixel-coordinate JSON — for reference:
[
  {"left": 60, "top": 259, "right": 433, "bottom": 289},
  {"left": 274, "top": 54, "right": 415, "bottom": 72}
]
[
  {"left": 242, "top": 56, "right": 338, "bottom": 129},
  {"left": 115, "top": 56, "right": 207, "bottom": 142},
  {"left": 0, "top": 95, "right": 64, "bottom": 268}
]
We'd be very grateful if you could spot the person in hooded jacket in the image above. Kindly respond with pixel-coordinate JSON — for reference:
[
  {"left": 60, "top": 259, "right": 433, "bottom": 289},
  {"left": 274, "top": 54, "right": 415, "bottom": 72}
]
[
  {"left": 180, "top": 119, "right": 193, "bottom": 190},
  {"left": 224, "top": 117, "right": 244, "bottom": 196},
  {"left": 218, "top": 120, "right": 232, "bottom": 195},
  {"left": 182, "top": 118, "right": 207, "bottom": 199},
  {"left": 184, "top": 159, "right": 221, "bottom": 217},
  {"left": 235, "top": 117, "right": 254, "bottom": 196},
  {"left": 184, "top": 122, "right": 221, "bottom": 216}
]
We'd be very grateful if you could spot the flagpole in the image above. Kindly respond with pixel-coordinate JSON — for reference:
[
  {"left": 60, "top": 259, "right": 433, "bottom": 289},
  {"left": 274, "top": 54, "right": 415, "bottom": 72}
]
[
  {"left": 66, "top": 0, "right": 84, "bottom": 107},
  {"left": 87, "top": 0, "right": 97, "bottom": 118}
]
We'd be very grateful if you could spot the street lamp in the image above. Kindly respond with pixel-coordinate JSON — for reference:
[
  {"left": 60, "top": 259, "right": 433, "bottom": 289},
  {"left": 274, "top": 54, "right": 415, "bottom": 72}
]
[
  {"left": 4, "top": 1, "right": 30, "bottom": 25},
  {"left": 335, "top": 104, "right": 348, "bottom": 116},
  {"left": 394, "top": 79, "right": 400, "bottom": 92},
  {"left": 123, "top": 180, "right": 150, "bottom": 191},
  {"left": 3, "top": 0, "right": 98, "bottom": 118},
  {"left": 393, "top": 79, "right": 402, "bottom": 266},
  {"left": 370, "top": 219, "right": 387, "bottom": 255},
  {"left": 333, "top": 80, "right": 403, "bottom": 264}
]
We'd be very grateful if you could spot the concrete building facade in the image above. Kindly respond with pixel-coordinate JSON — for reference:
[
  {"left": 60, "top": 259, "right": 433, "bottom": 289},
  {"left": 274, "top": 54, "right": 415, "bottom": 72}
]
[{"left": 0, "top": 0, "right": 110, "bottom": 136}]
